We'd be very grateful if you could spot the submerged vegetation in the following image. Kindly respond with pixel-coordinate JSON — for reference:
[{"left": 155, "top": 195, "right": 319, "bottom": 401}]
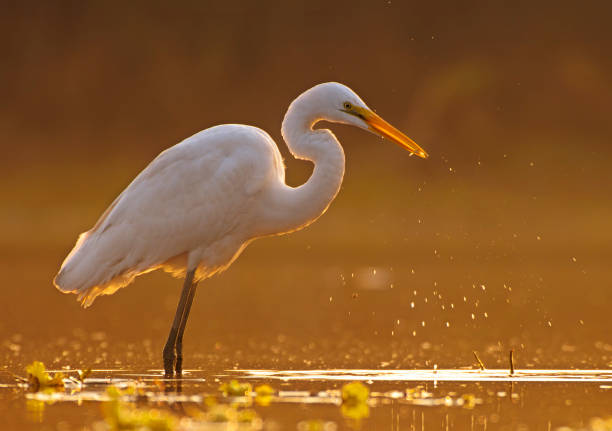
[
  {"left": 103, "top": 384, "right": 262, "bottom": 431},
  {"left": 103, "top": 385, "right": 177, "bottom": 431}
]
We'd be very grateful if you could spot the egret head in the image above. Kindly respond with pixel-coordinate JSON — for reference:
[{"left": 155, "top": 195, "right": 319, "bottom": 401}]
[{"left": 305, "top": 82, "right": 428, "bottom": 159}]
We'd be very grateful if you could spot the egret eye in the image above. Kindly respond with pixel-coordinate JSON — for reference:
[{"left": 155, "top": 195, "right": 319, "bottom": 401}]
[{"left": 343, "top": 102, "right": 352, "bottom": 110}]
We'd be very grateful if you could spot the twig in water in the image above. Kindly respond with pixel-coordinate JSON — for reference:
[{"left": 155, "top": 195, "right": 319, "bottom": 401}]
[
  {"left": 472, "top": 351, "right": 486, "bottom": 370},
  {"left": 509, "top": 350, "right": 515, "bottom": 375}
]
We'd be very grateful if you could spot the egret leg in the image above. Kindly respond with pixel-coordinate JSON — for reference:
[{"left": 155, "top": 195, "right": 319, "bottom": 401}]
[
  {"left": 163, "top": 269, "right": 197, "bottom": 377},
  {"left": 175, "top": 278, "right": 198, "bottom": 375}
]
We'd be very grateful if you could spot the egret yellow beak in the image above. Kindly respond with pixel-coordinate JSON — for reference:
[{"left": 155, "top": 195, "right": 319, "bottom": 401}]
[{"left": 354, "top": 107, "right": 428, "bottom": 159}]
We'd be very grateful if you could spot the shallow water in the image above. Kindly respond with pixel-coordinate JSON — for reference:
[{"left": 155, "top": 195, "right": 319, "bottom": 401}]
[
  {"left": 2, "top": 0, "right": 612, "bottom": 429},
  {"left": 3, "top": 97, "right": 612, "bottom": 431},
  {"left": 3, "top": 350, "right": 612, "bottom": 431},
  {"left": 2, "top": 224, "right": 612, "bottom": 430}
]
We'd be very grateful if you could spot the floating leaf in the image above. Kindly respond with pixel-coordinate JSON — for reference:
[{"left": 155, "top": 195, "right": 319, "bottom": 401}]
[
  {"left": 255, "top": 384, "right": 275, "bottom": 406},
  {"left": 237, "top": 409, "right": 259, "bottom": 423},
  {"left": 461, "top": 393, "right": 477, "bottom": 409},
  {"left": 341, "top": 382, "right": 370, "bottom": 421},
  {"left": 219, "top": 379, "right": 252, "bottom": 397},
  {"left": 25, "top": 361, "right": 65, "bottom": 390},
  {"left": 254, "top": 384, "right": 274, "bottom": 397},
  {"left": 203, "top": 395, "right": 218, "bottom": 407},
  {"left": 341, "top": 382, "right": 369, "bottom": 406}
]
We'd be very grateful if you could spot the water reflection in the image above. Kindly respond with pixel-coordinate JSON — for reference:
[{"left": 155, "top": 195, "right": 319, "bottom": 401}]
[
  {"left": 233, "top": 368, "right": 612, "bottom": 383},
  {"left": 3, "top": 367, "right": 611, "bottom": 430}
]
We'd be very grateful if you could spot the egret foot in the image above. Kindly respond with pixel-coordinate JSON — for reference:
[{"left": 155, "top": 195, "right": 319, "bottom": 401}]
[
  {"left": 163, "top": 335, "right": 177, "bottom": 377},
  {"left": 175, "top": 336, "right": 185, "bottom": 375}
]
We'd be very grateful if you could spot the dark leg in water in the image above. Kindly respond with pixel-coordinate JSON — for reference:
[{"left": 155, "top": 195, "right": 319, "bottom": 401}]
[
  {"left": 163, "top": 269, "right": 198, "bottom": 377},
  {"left": 175, "top": 277, "right": 198, "bottom": 375}
]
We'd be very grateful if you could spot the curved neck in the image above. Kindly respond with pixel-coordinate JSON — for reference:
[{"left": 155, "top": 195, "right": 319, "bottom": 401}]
[{"left": 259, "top": 97, "right": 345, "bottom": 236}]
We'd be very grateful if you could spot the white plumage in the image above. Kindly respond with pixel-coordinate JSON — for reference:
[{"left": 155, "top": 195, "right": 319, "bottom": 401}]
[
  {"left": 54, "top": 81, "right": 427, "bottom": 310},
  {"left": 55, "top": 125, "right": 285, "bottom": 306}
]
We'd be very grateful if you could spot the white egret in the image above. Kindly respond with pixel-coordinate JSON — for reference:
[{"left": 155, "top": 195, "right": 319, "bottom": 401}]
[{"left": 54, "top": 82, "right": 428, "bottom": 377}]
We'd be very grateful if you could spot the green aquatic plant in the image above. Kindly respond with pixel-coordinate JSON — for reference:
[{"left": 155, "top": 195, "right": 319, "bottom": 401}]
[
  {"left": 219, "top": 379, "right": 252, "bottom": 397},
  {"left": 102, "top": 384, "right": 262, "bottom": 430},
  {"left": 206, "top": 404, "right": 238, "bottom": 423},
  {"left": 25, "top": 361, "right": 65, "bottom": 390},
  {"left": 103, "top": 385, "right": 177, "bottom": 431},
  {"left": 207, "top": 405, "right": 261, "bottom": 426},
  {"left": 237, "top": 409, "right": 259, "bottom": 423},
  {"left": 254, "top": 384, "right": 275, "bottom": 406},
  {"left": 341, "top": 382, "right": 369, "bottom": 406},
  {"left": 461, "top": 393, "right": 478, "bottom": 409},
  {"left": 190, "top": 393, "right": 262, "bottom": 427},
  {"left": 341, "top": 382, "right": 370, "bottom": 421},
  {"left": 254, "top": 384, "right": 274, "bottom": 397},
  {"left": 204, "top": 401, "right": 261, "bottom": 428}
]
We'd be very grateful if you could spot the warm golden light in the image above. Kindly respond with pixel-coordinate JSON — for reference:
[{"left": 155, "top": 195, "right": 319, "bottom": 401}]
[{"left": 357, "top": 107, "right": 428, "bottom": 159}]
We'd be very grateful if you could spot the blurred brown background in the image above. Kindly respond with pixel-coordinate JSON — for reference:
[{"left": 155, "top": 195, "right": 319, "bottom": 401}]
[{"left": 1, "top": 1, "right": 611, "bottom": 370}]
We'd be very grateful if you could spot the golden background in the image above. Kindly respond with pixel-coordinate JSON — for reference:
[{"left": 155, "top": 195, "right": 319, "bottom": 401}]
[{"left": 1, "top": 1, "right": 611, "bottom": 370}]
